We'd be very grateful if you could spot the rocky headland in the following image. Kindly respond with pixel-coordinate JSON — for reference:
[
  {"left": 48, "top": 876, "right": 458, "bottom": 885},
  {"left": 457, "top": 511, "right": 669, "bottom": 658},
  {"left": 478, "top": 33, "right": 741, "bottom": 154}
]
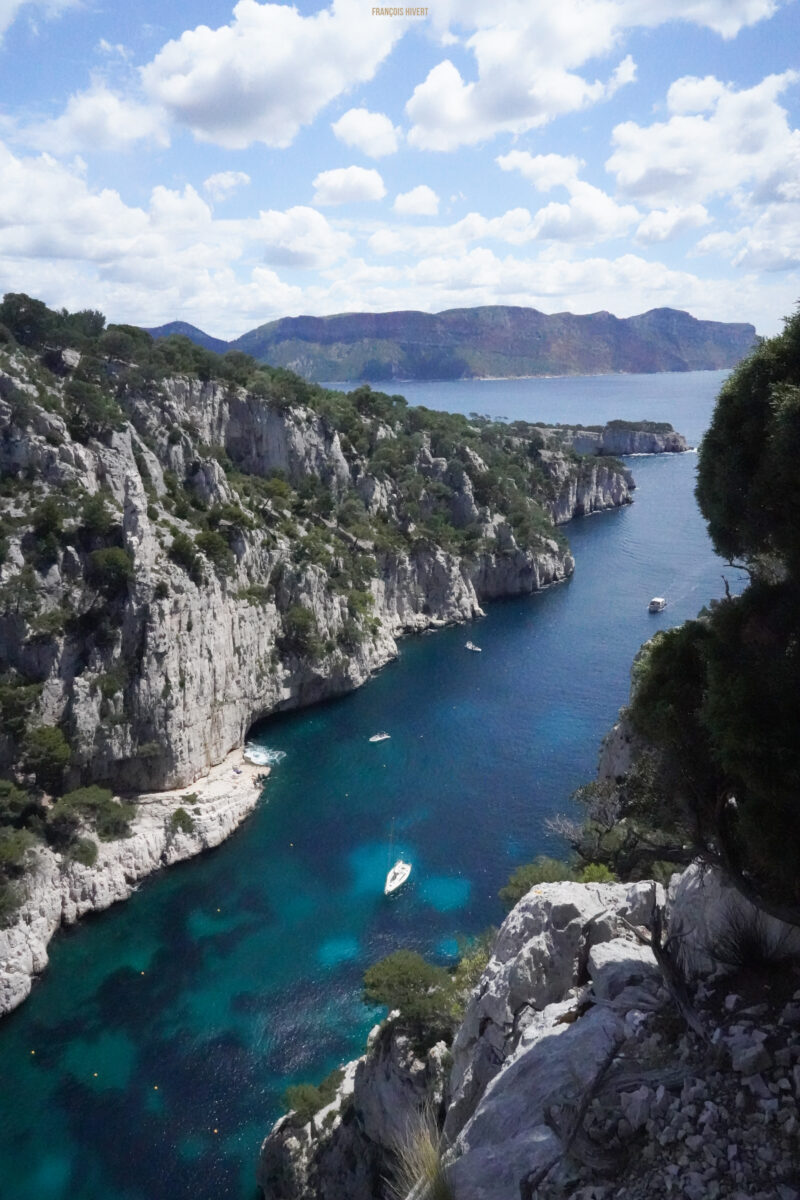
[{"left": 259, "top": 865, "right": 800, "bottom": 1200}]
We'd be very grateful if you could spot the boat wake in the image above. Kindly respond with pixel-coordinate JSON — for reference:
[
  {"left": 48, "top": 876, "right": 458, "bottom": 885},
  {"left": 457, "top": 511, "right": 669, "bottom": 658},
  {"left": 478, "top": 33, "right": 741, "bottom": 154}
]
[{"left": 243, "top": 743, "right": 287, "bottom": 766}]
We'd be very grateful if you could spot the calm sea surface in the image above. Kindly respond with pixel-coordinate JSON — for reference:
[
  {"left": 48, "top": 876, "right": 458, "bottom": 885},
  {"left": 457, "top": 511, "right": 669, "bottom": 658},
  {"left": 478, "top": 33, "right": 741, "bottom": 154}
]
[{"left": 0, "top": 371, "right": 744, "bottom": 1200}]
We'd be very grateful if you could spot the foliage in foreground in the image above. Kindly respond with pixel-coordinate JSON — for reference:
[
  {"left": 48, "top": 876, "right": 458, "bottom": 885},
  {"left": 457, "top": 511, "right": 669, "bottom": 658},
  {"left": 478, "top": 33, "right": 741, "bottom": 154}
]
[
  {"left": 622, "top": 307, "right": 800, "bottom": 916},
  {"left": 498, "top": 855, "right": 617, "bottom": 909},
  {"left": 387, "top": 1103, "right": 454, "bottom": 1200}
]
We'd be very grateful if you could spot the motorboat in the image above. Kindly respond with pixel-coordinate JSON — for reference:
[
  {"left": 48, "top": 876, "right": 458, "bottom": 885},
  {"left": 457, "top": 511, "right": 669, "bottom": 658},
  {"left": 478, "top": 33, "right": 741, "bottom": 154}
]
[
  {"left": 465, "top": 641, "right": 482, "bottom": 652},
  {"left": 369, "top": 732, "right": 391, "bottom": 743},
  {"left": 648, "top": 597, "right": 667, "bottom": 612},
  {"left": 384, "top": 859, "right": 412, "bottom": 894}
]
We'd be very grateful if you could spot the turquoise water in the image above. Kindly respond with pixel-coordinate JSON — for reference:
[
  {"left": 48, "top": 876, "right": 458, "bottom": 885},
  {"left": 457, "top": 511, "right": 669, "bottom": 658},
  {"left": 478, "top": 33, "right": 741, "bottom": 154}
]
[{"left": 0, "top": 371, "right": 743, "bottom": 1200}]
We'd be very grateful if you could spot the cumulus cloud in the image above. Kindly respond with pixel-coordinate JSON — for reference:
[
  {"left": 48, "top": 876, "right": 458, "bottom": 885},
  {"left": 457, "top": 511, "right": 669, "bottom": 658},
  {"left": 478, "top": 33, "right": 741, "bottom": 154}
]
[
  {"left": 331, "top": 107, "right": 400, "bottom": 157},
  {"left": 203, "top": 171, "right": 251, "bottom": 201},
  {"left": 141, "top": 0, "right": 407, "bottom": 149},
  {"left": 530, "top": 183, "right": 639, "bottom": 241},
  {"left": 636, "top": 204, "right": 710, "bottom": 243},
  {"left": 255, "top": 205, "right": 353, "bottom": 268},
  {"left": 393, "top": 185, "right": 439, "bottom": 216},
  {"left": 426, "top": 0, "right": 782, "bottom": 43},
  {"left": 497, "top": 151, "right": 584, "bottom": 191},
  {"left": 404, "top": 0, "right": 782, "bottom": 151},
  {"left": 22, "top": 84, "right": 168, "bottom": 153},
  {"left": 312, "top": 166, "right": 386, "bottom": 206},
  {"left": 406, "top": 54, "right": 635, "bottom": 151},
  {"left": 607, "top": 71, "right": 800, "bottom": 206}
]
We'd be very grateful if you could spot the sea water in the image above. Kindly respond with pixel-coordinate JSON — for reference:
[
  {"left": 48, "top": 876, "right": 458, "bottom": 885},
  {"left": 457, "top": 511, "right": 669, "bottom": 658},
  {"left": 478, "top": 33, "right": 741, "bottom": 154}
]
[{"left": 0, "top": 371, "right": 743, "bottom": 1200}]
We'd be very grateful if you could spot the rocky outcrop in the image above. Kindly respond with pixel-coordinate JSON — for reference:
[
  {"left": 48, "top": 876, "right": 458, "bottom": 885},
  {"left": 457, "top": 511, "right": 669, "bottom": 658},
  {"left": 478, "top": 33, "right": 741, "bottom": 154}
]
[
  {"left": 546, "top": 423, "right": 690, "bottom": 457},
  {"left": 0, "top": 751, "right": 265, "bottom": 1016},
  {"left": 258, "top": 1026, "right": 450, "bottom": 1200},
  {"left": 259, "top": 869, "right": 800, "bottom": 1200},
  {"left": 543, "top": 455, "right": 635, "bottom": 525}
]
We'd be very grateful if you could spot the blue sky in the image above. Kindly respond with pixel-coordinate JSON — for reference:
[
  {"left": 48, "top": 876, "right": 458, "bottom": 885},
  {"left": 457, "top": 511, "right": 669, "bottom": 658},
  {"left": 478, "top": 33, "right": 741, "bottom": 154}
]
[{"left": 0, "top": 0, "right": 798, "bottom": 337}]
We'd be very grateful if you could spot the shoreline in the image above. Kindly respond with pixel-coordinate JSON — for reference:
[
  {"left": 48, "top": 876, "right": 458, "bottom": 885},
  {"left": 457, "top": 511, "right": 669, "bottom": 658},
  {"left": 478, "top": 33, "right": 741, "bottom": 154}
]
[{"left": 0, "top": 749, "right": 267, "bottom": 1019}]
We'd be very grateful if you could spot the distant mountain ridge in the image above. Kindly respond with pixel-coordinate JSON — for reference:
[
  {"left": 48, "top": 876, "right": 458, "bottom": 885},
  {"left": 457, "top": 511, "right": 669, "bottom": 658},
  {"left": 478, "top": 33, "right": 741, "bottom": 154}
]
[
  {"left": 145, "top": 320, "right": 230, "bottom": 356},
  {"left": 146, "top": 306, "right": 758, "bottom": 381}
]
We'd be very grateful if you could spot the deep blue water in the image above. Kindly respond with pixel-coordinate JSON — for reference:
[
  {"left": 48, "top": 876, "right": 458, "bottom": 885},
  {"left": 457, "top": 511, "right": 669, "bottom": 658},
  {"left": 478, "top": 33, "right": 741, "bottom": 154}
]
[{"left": 0, "top": 371, "right": 744, "bottom": 1200}]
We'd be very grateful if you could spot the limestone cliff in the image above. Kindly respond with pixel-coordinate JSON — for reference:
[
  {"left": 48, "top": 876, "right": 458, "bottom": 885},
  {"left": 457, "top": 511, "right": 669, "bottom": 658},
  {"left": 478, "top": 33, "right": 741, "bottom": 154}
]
[
  {"left": 0, "top": 349, "right": 638, "bottom": 795},
  {"left": 259, "top": 868, "right": 800, "bottom": 1200},
  {"left": 0, "top": 751, "right": 264, "bottom": 1016}
]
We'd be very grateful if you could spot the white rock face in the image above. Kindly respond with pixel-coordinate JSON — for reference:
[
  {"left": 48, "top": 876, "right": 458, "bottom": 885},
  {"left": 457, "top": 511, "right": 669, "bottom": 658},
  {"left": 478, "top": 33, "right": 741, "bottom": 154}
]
[
  {"left": 259, "top": 879, "right": 665, "bottom": 1200},
  {"left": 0, "top": 751, "right": 265, "bottom": 1016},
  {"left": 668, "top": 862, "right": 800, "bottom": 978},
  {"left": 0, "top": 364, "right": 630, "bottom": 795},
  {"left": 257, "top": 1026, "right": 449, "bottom": 1200},
  {"left": 445, "top": 880, "right": 662, "bottom": 1144}
]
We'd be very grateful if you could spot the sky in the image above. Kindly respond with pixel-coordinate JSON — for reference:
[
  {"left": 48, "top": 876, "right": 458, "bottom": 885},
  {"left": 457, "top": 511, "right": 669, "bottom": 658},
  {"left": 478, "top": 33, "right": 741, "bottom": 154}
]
[{"left": 0, "top": 0, "right": 798, "bottom": 338}]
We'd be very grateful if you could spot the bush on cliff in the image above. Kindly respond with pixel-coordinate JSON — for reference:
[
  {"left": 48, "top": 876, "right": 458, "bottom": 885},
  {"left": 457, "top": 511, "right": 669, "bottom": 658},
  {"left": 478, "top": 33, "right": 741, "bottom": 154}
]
[
  {"left": 48, "top": 786, "right": 134, "bottom": 844},
  {"left": 283, "top": 1067, "right": 345, "bottom": 1128},
  {"left": 628, "top": 308, "right": 800, "bottom": 917},
  {"left": 498, "top": 855, "right": 617, "bottom": 909},
  {"left": 363, "top": 950, "right": 457, "bottom": 1044},
  {"left": 22, "top": 725, "right": 71, "bottom": 793}
]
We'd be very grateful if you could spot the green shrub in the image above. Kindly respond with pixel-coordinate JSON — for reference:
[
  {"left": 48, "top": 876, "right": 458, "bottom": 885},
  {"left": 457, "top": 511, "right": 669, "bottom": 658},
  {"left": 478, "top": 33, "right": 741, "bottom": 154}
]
[
  {"left": 363, "top": 950, "right": 456, "bottom": 1037},
  {"left": 280, "top": 605, "right": 323, "bottom": 660},
  {"left": 577, "top": 862, "right": 618, "bottom": 883},
  {"left": 283, "top": 1067, "right": 345, "bottom": 1127},
  {"left": 88, "top": 547, "right": 134, "bottom": 595},
  {"left": 50, "top": 785, "right": 134, "bottom": 843},
  {"left": 67, "top": 836, "right": 98, "bottom": 867},
  {"left": 195, "top": 530, "right": 235, "bottom": 577},
  {"left": 167, "top": 807, "right": 194, "bottom": 835},
  {"left": 64, "top": 378, "right": 124, "bottom": 441},
  {"left": 80, "top": 491, "right": 115, "bottom": 537},
  {"left": 498, "top": 856, "right": 576, "bottom": 909},
  {"left": 169, "top": 532, "right": 203, "bottom": 583},
  {"left": 0, "top": 677, "right": 43, "bottom": 739},
  {"left": 22, "top": 725, "right": 71, "bottom": 793}
]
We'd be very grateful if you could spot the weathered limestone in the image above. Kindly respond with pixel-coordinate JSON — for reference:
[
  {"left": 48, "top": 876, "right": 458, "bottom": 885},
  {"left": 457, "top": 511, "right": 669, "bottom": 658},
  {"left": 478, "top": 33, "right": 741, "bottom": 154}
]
[{"left": 0, "top": 751, "right": 265, "bottom": 1016}]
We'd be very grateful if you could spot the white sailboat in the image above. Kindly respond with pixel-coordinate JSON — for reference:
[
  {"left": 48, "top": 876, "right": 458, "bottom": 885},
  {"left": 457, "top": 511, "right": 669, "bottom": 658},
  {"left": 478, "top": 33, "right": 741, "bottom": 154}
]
[
  {"left": 384, "top": 819, "right": 411, "bottom": 894},
  {"left": 369, "top": 731, "right": 391, "bottom": 743}
]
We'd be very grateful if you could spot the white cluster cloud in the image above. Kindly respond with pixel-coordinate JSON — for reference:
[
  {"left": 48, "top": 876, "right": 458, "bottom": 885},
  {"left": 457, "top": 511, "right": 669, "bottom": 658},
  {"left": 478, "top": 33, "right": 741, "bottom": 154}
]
[
  {"left": 23, "top": 84, "right": 168, "bottom": 153},
  {"left": 607, "top": 71, "right": 800, "bottom": 205},
  {"left": 636, "top": 204, "right": 710, "bottom": 244},
  {"left": 140, "top": 0, "right": 406, "bottom": 149},
  {"left": 0, "top": 139, "right": 352, "bottom": 334},
  {"left": 393, "top": 185, "right": 439, "bottom": 216},
  {"left": 608, "top": 70, "right": 800, "bottom": 273},
  {"left": 255, "top": 206, "right": 353, "bottom": 267},
  {"left": 203, "top": 171, "right": 251, "bottom": 202},
  {"left": 331, "top": 107, "right": 400, "bottom": 157},
  {"left": 405, "top": 0, "right": 784, "bottom": 151},
  {"left": 406, "top": 53, "right": 635, "bottom": 151},
  {"left": 496, "top": 152, "right": 584, "bottom": 192},
  {"left": 497, "top": 152, "right": 640, "bottom": 243},
  {"left": 312, "top": 166, "right": 386, "bottom": 206}
]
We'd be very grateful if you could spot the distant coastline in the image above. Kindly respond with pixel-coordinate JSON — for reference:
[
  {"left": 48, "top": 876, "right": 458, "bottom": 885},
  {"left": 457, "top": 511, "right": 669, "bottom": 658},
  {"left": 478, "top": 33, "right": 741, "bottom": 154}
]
[{"left": 146, "top": 304, "right": 757, "bottom": 383}]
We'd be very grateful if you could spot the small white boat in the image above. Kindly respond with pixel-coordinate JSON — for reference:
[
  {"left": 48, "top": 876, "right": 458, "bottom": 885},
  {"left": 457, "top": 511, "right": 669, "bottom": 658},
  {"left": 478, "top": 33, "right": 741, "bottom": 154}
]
[
  {"left": 369, "top": 732, "right": 391, "bottom": 743},
  {"left": 465, "top": 641, "right": 482, "bottom": 652},
  {"left": 648, "top": 597, "right": 667, "bottom": 613},
  {"left": 385, "top": 859, "right": 412, "bottom": 894}
]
